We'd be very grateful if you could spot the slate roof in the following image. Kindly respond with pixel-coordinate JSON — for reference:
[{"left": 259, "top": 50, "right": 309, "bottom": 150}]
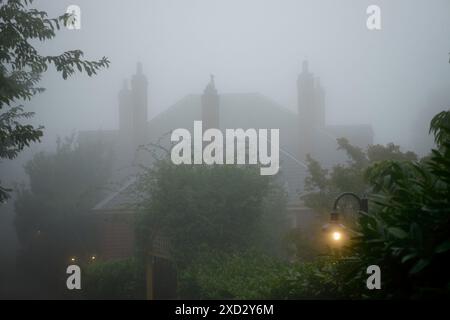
[
  {"left": 87, "top": 92, "right": 373, "bottom": 211},
  {"left": 93, "top": 177, "right": 137, "bottom": 212}
]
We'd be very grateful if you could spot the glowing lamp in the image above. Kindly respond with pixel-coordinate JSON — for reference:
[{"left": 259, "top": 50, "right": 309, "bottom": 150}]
[{"left": 322, "top": 212, "right": 347, "bottom": 246}]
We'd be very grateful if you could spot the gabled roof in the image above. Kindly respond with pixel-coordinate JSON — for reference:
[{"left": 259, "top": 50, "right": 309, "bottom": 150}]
[
  {"left": 89, "top": 92, "right": 373, "bottom": 211},
  {"left": 92, "top": 177, "right": 137, "bottom": 212}
]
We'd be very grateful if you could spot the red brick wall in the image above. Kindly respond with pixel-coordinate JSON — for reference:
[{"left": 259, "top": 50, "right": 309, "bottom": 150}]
[{"left": 94, "top": 212, "right": 135, "bottom": 261}]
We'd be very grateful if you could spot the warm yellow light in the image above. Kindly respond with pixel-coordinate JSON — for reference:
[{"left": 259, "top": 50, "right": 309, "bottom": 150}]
[
  {"left": 91, "top": 255, "right": 96, "bottom": 261},
  {"left": 70, "top": 257, "right": 76, "bottom": 262},
  {"left": 332, "top": 231, "right": 342, "bottom": 241}
]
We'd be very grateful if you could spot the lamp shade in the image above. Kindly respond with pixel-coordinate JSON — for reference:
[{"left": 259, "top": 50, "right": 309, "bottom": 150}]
[{"left": 322, "top": 212, "right": 347, "bottom": 247}]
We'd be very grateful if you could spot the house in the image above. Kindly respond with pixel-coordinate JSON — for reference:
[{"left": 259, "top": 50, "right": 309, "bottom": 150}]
[{"left": 80, "top": 61, "right": 373, "bottom": 298}]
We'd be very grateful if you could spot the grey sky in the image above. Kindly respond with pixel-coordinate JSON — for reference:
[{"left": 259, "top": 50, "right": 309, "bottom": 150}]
[{"left": 27, "top": 0, "right": 450, "bottom": 152}]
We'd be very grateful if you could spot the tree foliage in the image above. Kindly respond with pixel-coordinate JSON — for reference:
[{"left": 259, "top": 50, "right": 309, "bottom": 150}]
[
  {"left": 303, "top": 138, "right": 417, "bottom": 217},
  {"left": 0, "top": 0, "right": 110, "bottom": 202},
  {"left": 14, "top": 136, "right": 113, "bottom": 296},
  {"left": 346, "top": 110, "right": 450, "bottom": 298},
  {"left": 179, "top": 250, "right": 353, "bottom": 300},
  {"left": 83, "top": 258, "right": 145, "bottom": 300},
  {"left": 179, "top": 250, "right": 286, "bottom": 299},
  {"left": 135, "top": 159, "right": 288, "bottom": 266}
]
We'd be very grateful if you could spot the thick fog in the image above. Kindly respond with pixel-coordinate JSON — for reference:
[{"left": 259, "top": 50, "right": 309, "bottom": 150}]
[
  {"left": 24, "top": 0, "right": 450, "bottom": 151},
  {"left": 1, "top": 0, "right": 450, "bottom": 299}
]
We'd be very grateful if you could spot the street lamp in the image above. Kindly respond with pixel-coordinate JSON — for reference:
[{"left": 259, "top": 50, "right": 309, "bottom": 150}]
[
  {"left": 322, "top": 211, "right": 347, "bottom": 247},
  {"left": 322, "top": 192, "right": 368, "bottom": 247}
]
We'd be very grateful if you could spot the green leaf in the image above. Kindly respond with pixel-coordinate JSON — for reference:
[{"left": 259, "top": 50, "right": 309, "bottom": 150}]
[
  {"left": 409, "top": 223, "right": 423, "bottom": 245},
  {"left": 435, "top": 240, "right": 450, "bottom": 254},
  {"left": 409, "top": 259, "right": 430, "bottom": 275},
  {"left": 401, "top": 253, "right": 417, "bottom": 264},
  {"left": 388, "top": 227, "right": 408, "bottom": 239}
]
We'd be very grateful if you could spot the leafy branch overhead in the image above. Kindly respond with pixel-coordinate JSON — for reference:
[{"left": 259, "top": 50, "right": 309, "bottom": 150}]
[{"left": 0, "top": 0, "right": 110, "bottom": 202}]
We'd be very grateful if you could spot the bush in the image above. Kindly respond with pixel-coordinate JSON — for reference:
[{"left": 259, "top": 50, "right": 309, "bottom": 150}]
[
  {"left": 178, "top": 250, "right": 355, "bottom": 300},
  {"left": 346, "top": 110, "right": 450, "bottom": 299},
  {"left": 83, "top": 258, "right": 145, "bottom": 300},
  {"left": 178, "top": 250, "right": 288, "bottom": 299},
  {"left": 136, "top": 160, "right": 287, "bottom": 265},
  {"left": 269, "top": 258, "right": 357, "bottom": 299}
]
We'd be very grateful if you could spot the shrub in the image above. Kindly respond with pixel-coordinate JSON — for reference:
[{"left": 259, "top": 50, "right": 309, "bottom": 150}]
[
  {"left": 347, "top": 110, "right": 450, "bottom": 299},
  {"left": 83, "top": 258, "right": 145, "bottom": 300},
  {"left": 178, "top": 250, "right": 288, "bottom": 299},
  {"left": 178, "top": 250, "right": 356, "bottom": 300}
]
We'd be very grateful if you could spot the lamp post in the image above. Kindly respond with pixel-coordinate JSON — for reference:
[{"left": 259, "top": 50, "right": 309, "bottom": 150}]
[
  {"left": 322, "top": 192, "right": 368, "bottom": 247},
  {"left": 332, "top": 192, "right": 368, "bottom": 215}
]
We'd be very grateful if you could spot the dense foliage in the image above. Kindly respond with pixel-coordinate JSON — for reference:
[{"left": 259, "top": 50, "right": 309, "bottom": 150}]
[
  {"left": 303, "top": 138, "right": 417, "bottom": 217},
  {"left": 14, "top": 136, "right": 113, "bottom": 297},
  {"left": 286, "top": 139, "right": 419, "bottom": 263},
  {"left": 0, "top": 0, "right": 109, "bottom": 202},
  {"left": 136, "top": 160, "right": 288, "bottom": 266},
  {"left": 346, "top": 110, "right": 450, "bottom": 298},
  {"left": 134, "top": 111, "right": 449, "bottom": 299},
  {"left": 179, "top": 250, "right": 286, "bottom": 299},
  {"left": 287, "top": 110, "right": 450, "bottom": 299},
  {"left": 83, "top": 258, "right": 145, "bottom": 300},
  {"left": 179, "top": 250, "right": 352, "bottom": 300}
]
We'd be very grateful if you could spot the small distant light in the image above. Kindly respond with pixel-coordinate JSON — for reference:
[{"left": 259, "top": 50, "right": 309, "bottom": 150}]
[
  {"left": 332, "top": 231, "right": 342, "bottom": 241},
  {"left": 91, "top": 255, "right": 96, "bottom": 261},
  {"left": 70, "top": 257, "right": 76, "bottom": 262}
]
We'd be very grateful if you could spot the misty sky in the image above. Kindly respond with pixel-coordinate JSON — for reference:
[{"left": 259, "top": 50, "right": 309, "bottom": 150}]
[{"left": 26, "top": 0, "right": 450, "bottom": 151}]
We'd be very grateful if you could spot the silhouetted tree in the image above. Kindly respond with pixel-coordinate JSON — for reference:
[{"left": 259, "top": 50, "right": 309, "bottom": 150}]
[
  {"left": 136, "top": 160, "right": 287, "bottom": 267},
  {"left": 347, "top": 110, "right": 450, "bottom": 298},
  {"left": 0, "top": 0, "right": 110, "bottom": 202},
  {"left": 14, "top": 136, "right": 113, "bottom": 297},
  {"left": 303, "top": 138, "right": 417, "bottom": 217}
]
